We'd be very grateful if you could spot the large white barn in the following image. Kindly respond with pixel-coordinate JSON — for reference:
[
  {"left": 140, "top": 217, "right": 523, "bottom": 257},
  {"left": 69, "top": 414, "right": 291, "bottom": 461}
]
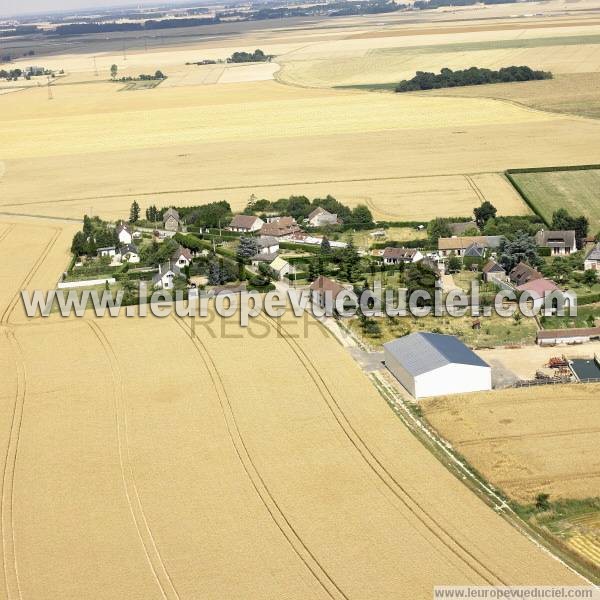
[{"left": 383, "top": 332, "right": 491, "bottom": 399}]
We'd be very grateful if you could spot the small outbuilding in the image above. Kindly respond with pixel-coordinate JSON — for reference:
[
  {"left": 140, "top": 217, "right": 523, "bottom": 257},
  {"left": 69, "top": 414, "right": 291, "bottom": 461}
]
[{"left": 383, "top": 332, "right": 491, "bottom": 399}]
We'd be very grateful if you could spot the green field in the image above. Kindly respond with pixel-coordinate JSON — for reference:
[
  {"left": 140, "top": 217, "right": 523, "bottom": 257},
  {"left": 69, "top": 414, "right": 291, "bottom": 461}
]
[{"left": 508, "top": 168, "right": 600, "bottom": 233}]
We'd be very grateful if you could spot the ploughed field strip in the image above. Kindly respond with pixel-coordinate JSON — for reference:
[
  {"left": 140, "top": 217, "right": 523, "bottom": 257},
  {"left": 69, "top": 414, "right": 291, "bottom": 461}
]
[{"left": 0, "top": 217, "right": 587, "bottom": 599}]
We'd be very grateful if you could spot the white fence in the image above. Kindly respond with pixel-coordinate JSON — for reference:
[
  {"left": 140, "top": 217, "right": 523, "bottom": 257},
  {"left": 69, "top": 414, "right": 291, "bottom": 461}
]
[{"left": 57, "top": 278, "right": 116, "bottom": 289}]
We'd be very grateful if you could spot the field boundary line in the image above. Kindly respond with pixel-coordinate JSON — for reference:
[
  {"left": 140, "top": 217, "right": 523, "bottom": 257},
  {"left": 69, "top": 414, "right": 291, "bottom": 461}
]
[
  {"left": 260, "top": 313, "right": 506, "bottom": 586},
  {"left": 87, "top": 321, "right": 180, "bottom": 600},
  {"left": 170, "top": 314, "right": 349, "bottom": 600},
  {"left": 0, "top": 330, "right": 25, "bottom": 600},
  {"left": 0, "top": 227, "right": 61, "bottom": 326}
]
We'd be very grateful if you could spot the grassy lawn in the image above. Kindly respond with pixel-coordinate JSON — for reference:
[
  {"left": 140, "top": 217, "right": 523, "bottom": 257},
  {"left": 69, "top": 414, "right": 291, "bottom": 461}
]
[
  {"left": 540, "top": 303, "right": 600, "bottom": 329},
  {"left": 340, "top": 227, "right": 427, "bottom": 250},
  {"left": 347, "top": 310, "right": 537, "bottom": 350},
  {"left": 508, "top": 169, "right": 600, "bottom": 232}
]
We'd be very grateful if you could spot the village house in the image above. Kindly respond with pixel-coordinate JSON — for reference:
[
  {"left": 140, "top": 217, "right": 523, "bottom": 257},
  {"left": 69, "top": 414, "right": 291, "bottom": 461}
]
[
  {"left": 463, "top": 242, "right": 486, "bottom": 259},
  {"left": 116, "top": 223, "right": 133, "bottom": 245},
  {"left": 97, "top": 246, "right": 116, "bottom": 258},
  {"left": 437, "top": 236, "right": 503, "bottom": 257},
  {"left": 119, "top": 244, "right": 140, "bottom": 264},
  {"left": 228, "top": 214, "right": 264, "bottom": 233},
  {"left": 516, "top": 278, "right": 575, "bottom": 313},
  {"left": 534, "top": 229, "right": 577, "bottom": 255},
  {"left": 152, "top": 262, "right": 181, "bottom": 290},
  {"left": 584, "top": 244, "right": 600, "bottom": 271},
  {"left": 162, "top": 208, "right": 181, "bottom": 232},
  {"left": 307, "top": 207, "right": 339, "bottom": 227},
  {"left": 482, "top": 259, "right": 507, "bottom": 283},
  {"left": 171, "top": 246, "right": 193, "bottom": 269},
  {"left": 382, "top": 247, "right": 424, "bottom": 265},
  {"left": 255, "top": 236, "right": 279, "bottom": 255},
  {"left": 309, "top": 275, "right": 354, "bottom": 310},
  {"left": 269, "top": 256, "right": 291, "bottom": 280},
  {"left": 509, "top": 262, "right": 543, "bottom": 287},
  {"left": 260, "top": 216, "right": 301, "bottom": 239}
]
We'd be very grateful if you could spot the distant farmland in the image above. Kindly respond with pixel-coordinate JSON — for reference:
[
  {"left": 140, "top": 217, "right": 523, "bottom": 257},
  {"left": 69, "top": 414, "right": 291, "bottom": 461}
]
[{"left": 507, "top": 167, "right": 600, "bottom": 231}]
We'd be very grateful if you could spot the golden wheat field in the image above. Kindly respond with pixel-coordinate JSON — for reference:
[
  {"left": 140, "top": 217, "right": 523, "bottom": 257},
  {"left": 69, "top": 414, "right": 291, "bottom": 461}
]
[
  {"left": 0, "top": 216, "right": 589, "bottom": 599},
  {"left": 2, "top": 9, "right": 600, "bottom": 222},
  {"left": 422, "top": 385, "right": 600, "bottom": 504},
  {"left": 2, "top": 4, "right": 600, "bottom": 595}
]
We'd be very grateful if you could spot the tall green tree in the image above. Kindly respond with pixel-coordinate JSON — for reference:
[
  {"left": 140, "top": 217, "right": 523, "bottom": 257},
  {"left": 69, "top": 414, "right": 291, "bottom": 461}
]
[
  {"left": 474, "top": 201, "right": 497, "bottom": 228},
  {"left": 427, "top": 218, "right": 452, "bottom": 245},
  {"left": 499, "top": 232, "right": 539, "bottom": 271},
  {"left": 129, "top": 201, "right": 140, "bottom": 224},
  {"left": 349, "top": 204, "right": 374, "bottom": 230},
  {"left": 236, "top": 237, "right": 258, "bottom": 261},
  {"left": 110, "top": 64, "right": 118, "bottom": 79}
]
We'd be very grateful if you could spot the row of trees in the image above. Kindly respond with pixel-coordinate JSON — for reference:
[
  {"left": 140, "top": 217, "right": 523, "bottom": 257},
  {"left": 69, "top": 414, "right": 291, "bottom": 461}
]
[{"left": 396, "top": 66, "right": 552, "bottom": 92}]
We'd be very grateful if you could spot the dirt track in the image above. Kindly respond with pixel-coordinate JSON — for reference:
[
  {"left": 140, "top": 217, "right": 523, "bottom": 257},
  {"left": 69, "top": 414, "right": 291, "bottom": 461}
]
[{"left": 0, "top": 217, "right": 589, "bottom": 599}]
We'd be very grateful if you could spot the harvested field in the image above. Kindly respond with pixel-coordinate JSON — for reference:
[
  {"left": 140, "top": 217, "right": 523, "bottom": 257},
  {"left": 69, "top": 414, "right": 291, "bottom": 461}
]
[
  {"left": 508, "top": 168, "right": 600, "bottom": 232},
  {"left": 424, "top": 73, "right": 600, "bottom": 121},
  {"left": 422, "top": 384, "right": 600, "bottom": 503},
  {"left": 277, "top": 34, "right": 600, "bottom": 89},
  {"left": 4, "top": 78, "right": 600, "bottom": 221},
  {"left": 0, "top": 216, "right": 589, "bottom": 597}
]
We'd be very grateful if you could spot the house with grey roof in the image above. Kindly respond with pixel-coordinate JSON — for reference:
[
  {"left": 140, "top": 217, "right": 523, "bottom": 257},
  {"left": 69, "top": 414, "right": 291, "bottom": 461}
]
[
  {"left": 228, "top": 214, "right": 264, "bottom": 233},
  {"left": 584, "top": 244, "right": 600, "bottom": 271},
  {"left": 152, "top": 262, "right": 182, "bottom": 290},
  {"left": 162, "top": 208, "right": 181, "bottom": 232},
  {"left": 383, "top": 332, "right": 491, "bottom": 399},
  {"left": 482, "top": 259, "right": 507, "bottom": 283},
  {"left": 119, "top": 244, "right": 140, "bottom": 264},
  {"left": 116, "top": 223, "right": 133, "bottom": 245},
  {"left": 255, "top": 236, "right": 279, "bottom": 255},
  {"left": 534, "top": 229, "right": 577, "bottom": 255}
]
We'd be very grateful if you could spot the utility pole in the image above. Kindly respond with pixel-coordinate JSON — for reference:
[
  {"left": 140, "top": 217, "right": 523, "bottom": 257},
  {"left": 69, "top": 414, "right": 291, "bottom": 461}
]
[
  {"left": 93, "top": 56, "right": 98, "bottom": 76},
  {"left": 47, "top": 75, "right": 53, "bottom": 100}
]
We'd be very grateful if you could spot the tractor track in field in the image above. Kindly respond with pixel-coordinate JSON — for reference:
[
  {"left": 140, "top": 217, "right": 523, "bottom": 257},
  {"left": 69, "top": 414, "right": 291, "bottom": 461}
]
[
  {"left": 0, "top": 227, "right": 61, "bottom": 326},
  {"left": 170, "top": 314, "right": 348, "bottom": 600},
  {"left": 87, "top": 320, "right": 180, "bottom": 600},
  {"left": 0, "top": 225, "right": 16, "bottom": 245},
  {"left": 260, "top": 313, "right": 508, "bottom": 587},
  {"left": 1, "top": 329, "right": 25, "bottom": 600},
  {"left": 465, "top": 174, "right": 486, "bottom": 203}
]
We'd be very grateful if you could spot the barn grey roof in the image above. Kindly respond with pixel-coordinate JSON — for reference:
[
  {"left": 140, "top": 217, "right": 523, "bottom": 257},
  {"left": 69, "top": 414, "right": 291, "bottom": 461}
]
[{"left": 383, "top": 332, "right": 489, "bottom": 377}]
